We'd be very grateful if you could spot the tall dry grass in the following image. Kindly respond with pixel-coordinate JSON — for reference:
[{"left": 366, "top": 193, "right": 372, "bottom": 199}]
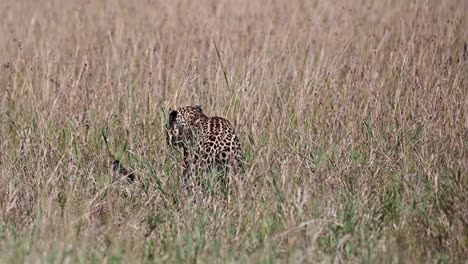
[{"left": 0, "top": 0, "right": 467, "bottom": 262}]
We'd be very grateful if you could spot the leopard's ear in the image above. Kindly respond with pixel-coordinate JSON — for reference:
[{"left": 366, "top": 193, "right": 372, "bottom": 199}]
[
  {"left": 193, "top": 104, "right": 203, "bottom": 113},
  {"left": 169, "top": 110, "right": 178, "bottom": 123}
]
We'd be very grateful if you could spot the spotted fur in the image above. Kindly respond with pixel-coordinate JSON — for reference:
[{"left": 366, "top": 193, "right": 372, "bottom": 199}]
[{"left": 166, "top": 105, "right": 243, "bottom": 177}]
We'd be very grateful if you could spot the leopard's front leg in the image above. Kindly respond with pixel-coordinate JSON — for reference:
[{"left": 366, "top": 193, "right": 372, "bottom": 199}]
[{"left": 182, "top": 149, "right": 202, "bottom": 188}]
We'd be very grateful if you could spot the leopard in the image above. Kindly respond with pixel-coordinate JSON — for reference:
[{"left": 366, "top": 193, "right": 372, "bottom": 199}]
[{"left": 166, "top": 105, "right": 243, "bottom": 180}]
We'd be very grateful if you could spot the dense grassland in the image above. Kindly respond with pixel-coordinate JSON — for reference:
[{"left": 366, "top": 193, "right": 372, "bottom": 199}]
[{"left": 0, "top": 0, "right": 467, "bottom": 262}]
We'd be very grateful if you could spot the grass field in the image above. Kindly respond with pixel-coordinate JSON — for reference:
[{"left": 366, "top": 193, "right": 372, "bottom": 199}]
[{"left": 0, "top": 0, "right": 467, "bottom": 262}]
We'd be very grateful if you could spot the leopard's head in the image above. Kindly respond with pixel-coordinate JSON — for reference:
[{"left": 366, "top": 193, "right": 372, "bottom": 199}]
[{"left": 166, "top": 105, "right": 206, "bottom": 148}]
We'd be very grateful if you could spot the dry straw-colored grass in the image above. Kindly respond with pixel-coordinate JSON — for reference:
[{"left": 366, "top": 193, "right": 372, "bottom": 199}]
[{"left": 0, "top": 0, "right": 467, "bottom": 262}]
